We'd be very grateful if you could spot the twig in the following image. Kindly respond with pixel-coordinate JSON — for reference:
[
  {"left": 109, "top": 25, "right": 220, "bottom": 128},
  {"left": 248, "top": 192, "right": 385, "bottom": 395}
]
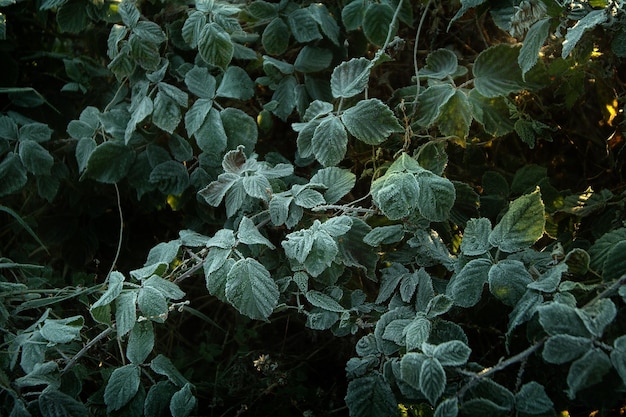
[
  {"left": 62, "top": 326, "right": 115, "bottom": 373},
  {"left": 105, "top": 183, "right": 124, "bottom": 284},
  {"left": 411, "top": 0, "right": 433, "bottom": 119}
]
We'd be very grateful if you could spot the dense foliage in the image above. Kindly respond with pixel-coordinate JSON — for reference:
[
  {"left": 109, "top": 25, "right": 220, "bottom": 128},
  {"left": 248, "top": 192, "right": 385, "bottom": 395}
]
[{"left": 1, "top": 0, "right": 626, "bottom": 416}]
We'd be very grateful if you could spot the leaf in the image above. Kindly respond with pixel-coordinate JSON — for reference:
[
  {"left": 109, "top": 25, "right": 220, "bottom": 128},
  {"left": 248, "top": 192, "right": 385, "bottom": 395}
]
[
  {"left": 433, "top": 340, "right": 471, "bottom": 366},
  {"left": 342, "top": 0, "right": 366, "bottom": 31},
  {"left": 537, "top": 302, "right": 591, "bottom": 337},
  {"left": 237, "top": 216, "right": 275, "bottom": 248},
  {"left": 150, "top": 354, "right": 189, "bottom": 388},
  {"left": 371, "top": 171, "right": 420, "bottom": 220},
  {"left": 198, "top": 23, "right": 233, "bottom": 70},
  {"left": 446, "top": 258, "right": 492, "bottom": 308},
  {"left": 341, "top": 98, "right": 403, "bottom": 145},
  {"left": 225, "top": 258, "right": 279, "bottom": 320},
  {"left": 184, "top": 66, "right": 216, "bottom": 99},
  {"left": 345, "top": 373, "right": 398, "bottom": 417},
  {"left": 576, "top": 298, "right": 616, "bottom": 337},
  {"left": 488, "top": 260, "right": 533, "bottom": 306},
  {"left": 415, "top": 84, "right": 456, "bottom": 127},
  {"left": 303, "top": 231, "right": 338, "bottom": 277},
  {"left": 0, "top": 152, "right": 28, "bottom": 196},
  {"left": 216, "top": 66, "right": 254, "bottom": 100},
  {"left": 134, "top": 21, "right": 166, "bottom": 44},
  {"left": 38, "top": 388, "right": 88, "bottom": 417},
  {"left": 150, "top": 160, "right": 189, "bottom": 195},
  {"left": 405, "top": 317, "right": 431, "bottom": 351},
  {"left": 266, "top": 75, "right": 298, "bottom": 121},
  {"left": 611, "top": 336, "right": 626, "bottom": 386},
  {"left": 460, "top": 218, "right": 492, "bottom": 256},
  {"left": 473, "top": 44, "right": 526, "bottom": 97},
  {"left": 515, "top": 381, "right": 554, "bottom": 414},
  {"left": 90, "top": 271, "right": 125, "bottom": 319},
  {"left": 115, "top": 291, "right": 137, "bottom": 337},
  {"left": 362, "top": 3, "right": 395, "bottom": 47},
  {"left": 330, "top": 57, "right": 372, "bottom": 99},
  {"left": 308, "top": 3, "right": 340, "bottom": 45},
  {"left": 364, "top": 225, "right": 405, "bottom": 246},
  {"left": 221, "top": 107, "right": 258, "bottom": 152},
  {"left": 468, "top": 90, "right": 515, "bottom": 137},
  {"left": 287, "top": 8, "right": 322, "bottom": 43},
  {"left": 420, "top": 357, "right": 446, "bottom": 405},
  {"left": 562, "top": 10, "right": 607, "bottom": 58},
  {"left": 434, "top": 397, "right": 458, "bottom": 417},
  {"left": 126, "top": 320, "right": 154, "bottom": 364},
  {"left": 170, "top": 383, "right": 196, "bottom": 417},
  {"left": 40, "top": 316, "right": 83, "bottom": 344},
  {"left": 82, "top": 140, "right": 135, "bottom": 184},
  {"left": 320, "top": 216, "right": 353, "bottom": 237},
  {"left": 311, "top": 115, "right": 347, "bottom": 167},
  {"left": 415, "top": 171, "right": 456, "bottom": 222},
  {"left": 262, "top": 17, "right": 289, "bottom": 56},
  {"left": 104, "top": 364, "right": 140, "bottom": 412},
  {"left": 145, "top": 381, "right": 177, "bottom": 417},
  {"left": 528, "top": 262, "right": 567, "bottom": 293},
  {"left": 519, "top": 18, "right": 550, "bottom": 79},
  {"left": 601, "top": 240, "right": 626, "bottom": 282},
  {"left": 117, "top": 0, "right": 139, "bottom": 27},
  {"left": 420, "top": 49, "right": 459, "bottom": 79},
  {"left": 143, "top": 275, "right": 185, "bottom": 300},
  {"left": 566, "top": 348, "right": 612, "bottom": 399},
  {"left": 153, "top": 91, "right": 182, "bottom": 134},
  {"left": 294, "top": 46, "right": 333, "bottom": 73},
  {"left": 436, "top": 90, "right": 472, "bottom": 139},
  {"left": 138, "top": 286, "right": 168, "bottom": 322},
  {"left": 305, "top": 290, "right": 345, "bottom": 313},
  {"left": 488, "top": 189, "right": 545, "bottom": 252},
  {"left": 19, "top": 122, "right": 53, "bottom": 142}
]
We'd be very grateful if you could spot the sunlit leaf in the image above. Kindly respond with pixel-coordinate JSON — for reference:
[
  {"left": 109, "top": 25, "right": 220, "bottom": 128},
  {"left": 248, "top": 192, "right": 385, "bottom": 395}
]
[{"left": 473, "top": 44, "right": 525, "bottom": 97}]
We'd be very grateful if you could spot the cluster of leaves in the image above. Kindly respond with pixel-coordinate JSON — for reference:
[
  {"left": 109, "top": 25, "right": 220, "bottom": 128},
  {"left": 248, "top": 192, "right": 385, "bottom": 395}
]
[{"left": 1, "top": 0, "right": 626, "bottom": 416}]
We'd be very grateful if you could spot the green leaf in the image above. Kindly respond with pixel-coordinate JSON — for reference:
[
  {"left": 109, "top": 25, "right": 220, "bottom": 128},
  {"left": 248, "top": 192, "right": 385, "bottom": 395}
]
[
  {"left": 125, "top": 96, "right": 153, "bottom": 142},
  {"left": 267, "top": 75, "right": 298, "bottom": 121},
  {"left": 342, "top": 98, "right": 403, "bottom": 145},
  {"left": 262, "top": 17, "right": 289, "bottom": 56},
  {"left": 473, "top": 44, "right": 526, "bottom": 97},
  {"left": 185, "top": 99, "right": 213, "bottom": 138},
  {"left": 576, "top": 298, "right": 616, "bottom": 337},
  {"left": 304, "top": 231, "right": 338, "bottom": 277},
  {"left": 601, "top": 240, "right": 626, "bottom": 282},
  {"left": 312, "top": 115, "right": 347, "bottom": 167},
  {"left": 39, "top": 388, "right": 88, "bottom": 417},
  {"left": 320, "top": 215, "right": 353, "bottom": 237},
  {"left": 196, "top": 107, "right": 227, "bottom": 153},
  {"left": 19, "top": 122, "right": 53, "bottom": 142},
  {"left": 515, "top": 381, "right": 554, "bottom": 414},
  {"left": 126, "top": 320, "right": 154, "bottom": 364},
  {"left": 528, "top": 262, "right": 567, "bottom": 293},
  {"left": 221, "top": 107, "right": 258, "bottom": 152},
  {"left": 362, "top": 3, "right": 395, "bottom": 47},
  {"left": 149, "top": 160, "right": 189, "bottom": 195},
  {"left": 170, "top": 383, "right": 196, "bottom": 417},
  {"left": 145, "top": 381, "right": 177, "bottom": 417},
  {"left": 153, "top": 91, "right": 182, "bottom": 134},
  {"left": 0, "top": 152, "right": 28, "bottom": 196},
  {"left": 117, "top": 0, "right": 140, "bottom": 27},
  {"left": 566, "top": 348, "right": 612, "bottom": 399},
  {"left": 446, "top": 258, "right": 492, "bottom": 308},
  {"left": 294, "top": 46, "right": 333, "bottom": 73},
  {"left": 611, "top": 336, "right": 626, "bottom": 386},
  {"left": 415, "top": 84, "right": 456, "bottom": 127},
  {"left": 488, "top": 260, "right": 532, "bottom": 306},
  {"left": 216, "top": 66, "right": 254, "bottom": 100},
  {"left": 134, "top": 21, "right": 166, "bottom": 44},
  {"left": 143, "top": 275, "right": 185, "bottom": 300},
  {"left": 345, "top": 373, "right": 398, "bottom": 417},
  {"left": 150, "top": 354, "right": 189, "bottom": 388},
  {"left": 81, "top": 141, "right": 135, "bottom": 184},
  {"left": 420, "top": 49, "right": 459, "bottom": 80},
  {"left": 168, "top": 134, "right": 193, "bottom": 162},
  {"left": 138, "top": 286, "right": 168, "bottom": 322},
  {"left": 40, "top": 315, "right": 83, "bottom": 344},
  {"left": 405, "top": 317, "right": 431, "bottom": 351},
  {"left": 436, "top": 90, "right": 472, "bottom": 139},
  {"left": 198, "top": 23, "right": 233, "bottom": 70},
  {"left": 415, "top": 171, "right": 456, "bottom": 222},
  {"left": 537, "top": 302, "right": 591, "bottom": 337},
  {"left": 242, "top": 174, "right": 271, "bottom": 200},
  {"left": 287, "top": 8, "right": 322, "bottom": 43},
  {"left": 90, "top": 271, "right": 125, "bottom": 313},
  {"left": 460, "top": 218, "right": 492, "bottom": 256},
  {"left": 18, "top": 140, "right": 53, "bottom": 175},
  {"left": 237, "top": 216, "right": 275, "bottom": 249},
  {"left": 308, "top": 3, "right": 340, "bottom": 45},
  {"left": 104, "top": 364, "right": 140, "bottom": 412},
  {"left": 129, "top": 34, "right": 160, "bottom": 70},
  {"left": 519, "top": 18, "right": 550, "bottom": 79},
  {"left": 115, "top": 291, "right": 137, "bottom": 337},
  {"left": 562, "top": 10, "right": 607, "bottom": 58},
  {"left": 433, "top": 340, "right": 471, "bottom": 366},
  {"left": 330, "top": 57, "right": 372, "bottom": 99},
  {"left": 371, "top": 171, "right": 420, "bottom": 220},
  {"left": 420, "top": 357, "right": 446, "bottom": 405},
  {"left": 488, "top": 189, "right": 545, "bottom": 253},
  {"left": 342, "top": 0, "right": 366, "bottom": 31},
  {"left": 305, "top": 290, "right": 346, "bottom": 313},
  {"left": 184, "top": 66, "right": 216, "bottom": 99},
  {"left": 75, "top": 137, "right": 96, "bottom": 173},
  {"left": 434, "top": 397, "right": 458, "bottom": 417},
  {"left": 364, "top": 224, "right": 405, "bottom": 246},
  {"left": 468, "top": 90, "right": 515, "bottom": 137},
  {"left": 225, "top": 258, "right": 279, "bottom": 320}
]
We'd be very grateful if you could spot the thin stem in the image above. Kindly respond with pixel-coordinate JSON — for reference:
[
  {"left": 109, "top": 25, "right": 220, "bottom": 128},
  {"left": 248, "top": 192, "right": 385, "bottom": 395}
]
[
  {"left": 584, "top": 273, "right": 626, "bottom": 308},
  {"left": 62, "top": 326, "right": 115, "bottom": 373},
  {"left": 105, "top": 183, "right": 124, "bottom": 284},
  {"left": 411, "top": 0, "right": 433, "bottom": 118},
  {"left": 311, "top": 204, "right": 377, "bottom": 214}
]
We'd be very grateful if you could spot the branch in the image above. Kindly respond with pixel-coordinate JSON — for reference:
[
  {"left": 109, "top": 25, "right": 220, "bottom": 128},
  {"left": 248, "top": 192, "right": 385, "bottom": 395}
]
[{"left": 62, "top": 326, "right": 115, "bottom": 373}]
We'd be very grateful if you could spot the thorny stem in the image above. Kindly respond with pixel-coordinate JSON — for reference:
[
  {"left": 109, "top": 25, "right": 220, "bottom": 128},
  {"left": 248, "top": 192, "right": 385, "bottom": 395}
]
[{"left": 62, "top": 326, "right": 115, "bottom": 373}]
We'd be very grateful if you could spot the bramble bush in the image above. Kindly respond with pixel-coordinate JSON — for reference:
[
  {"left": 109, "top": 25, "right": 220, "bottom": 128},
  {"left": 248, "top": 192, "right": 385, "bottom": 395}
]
[{"left": 1, "top": 0, "right": 626, "bottom": 416}]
